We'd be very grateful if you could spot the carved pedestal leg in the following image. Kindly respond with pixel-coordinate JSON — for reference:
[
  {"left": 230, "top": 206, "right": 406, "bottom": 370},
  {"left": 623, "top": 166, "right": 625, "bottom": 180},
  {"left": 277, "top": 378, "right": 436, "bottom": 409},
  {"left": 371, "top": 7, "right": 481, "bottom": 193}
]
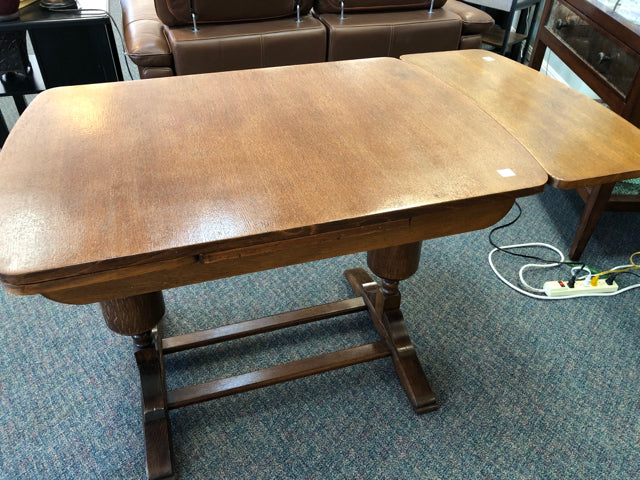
[
  {"left": 346, "top": 241, "right": 438, "bottom": 413},
  {"left": 100, "top": 292, "right": 174, "bottom": 480}
]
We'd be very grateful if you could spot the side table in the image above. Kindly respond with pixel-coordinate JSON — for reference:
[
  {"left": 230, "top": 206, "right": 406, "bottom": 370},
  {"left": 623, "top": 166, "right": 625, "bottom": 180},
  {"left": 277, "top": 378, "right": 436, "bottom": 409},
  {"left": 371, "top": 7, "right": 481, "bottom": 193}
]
[
  {"left": 529, "top": 0, "right": 640, "bottom": 259},
  {"left": 465, "top": 0, "right": 544, "bottom": 62},
  {"left": 0, "top": 0, "right": 123, "bottom": 88},
  {"left": 0, "top": 0, "right": 123, "bottom": 146},
  {"left": 0, "top": 53, "right": 45, "bottom": 146}
]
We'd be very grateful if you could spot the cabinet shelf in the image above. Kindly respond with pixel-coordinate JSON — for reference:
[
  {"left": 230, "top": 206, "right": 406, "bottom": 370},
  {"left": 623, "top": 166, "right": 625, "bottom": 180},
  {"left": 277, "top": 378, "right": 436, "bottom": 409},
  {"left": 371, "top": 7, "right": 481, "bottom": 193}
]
[{"left": 483, "top": 27, "right": 528, "bottom": 48}]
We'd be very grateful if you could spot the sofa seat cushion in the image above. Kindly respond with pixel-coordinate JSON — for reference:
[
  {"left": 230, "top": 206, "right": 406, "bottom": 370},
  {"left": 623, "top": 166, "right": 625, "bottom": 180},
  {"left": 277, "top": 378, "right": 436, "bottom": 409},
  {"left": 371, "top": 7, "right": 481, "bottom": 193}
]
[
  {"left": 442, "top": 0, "right": 494, "bottom": 35},
  {"left": 316, "top": 9, "right": 461, "bottom": 61},
  {"left": 165, "top": 14, "right": 327, "bottom": 75}
]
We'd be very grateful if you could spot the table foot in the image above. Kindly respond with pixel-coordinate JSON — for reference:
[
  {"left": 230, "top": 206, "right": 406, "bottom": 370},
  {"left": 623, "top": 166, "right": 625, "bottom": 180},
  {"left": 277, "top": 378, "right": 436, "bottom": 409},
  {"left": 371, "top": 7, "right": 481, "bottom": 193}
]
[
  {"left": 134, "top": 329, "right": 175, "bottom": 480},
  {"left": 345, "top": 268, "right": 438, "bottom": 413}
]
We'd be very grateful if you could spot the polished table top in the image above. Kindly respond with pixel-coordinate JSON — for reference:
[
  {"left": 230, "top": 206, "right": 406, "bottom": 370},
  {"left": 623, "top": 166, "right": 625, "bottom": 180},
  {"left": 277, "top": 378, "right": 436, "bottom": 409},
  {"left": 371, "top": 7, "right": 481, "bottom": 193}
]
[
  {"left": 402, "top": 50, "right": 640, "bottom": 190},
  {"left": 0, "top": 57, "right": 547, "bottom": 302}
]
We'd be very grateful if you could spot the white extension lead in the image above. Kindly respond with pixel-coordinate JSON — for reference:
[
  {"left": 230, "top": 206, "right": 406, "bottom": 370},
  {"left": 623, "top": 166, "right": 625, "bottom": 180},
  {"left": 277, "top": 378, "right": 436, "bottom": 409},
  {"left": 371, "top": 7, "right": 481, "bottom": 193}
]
[{"left": 488, "top": 242, "right": 640, "bottom": 300}]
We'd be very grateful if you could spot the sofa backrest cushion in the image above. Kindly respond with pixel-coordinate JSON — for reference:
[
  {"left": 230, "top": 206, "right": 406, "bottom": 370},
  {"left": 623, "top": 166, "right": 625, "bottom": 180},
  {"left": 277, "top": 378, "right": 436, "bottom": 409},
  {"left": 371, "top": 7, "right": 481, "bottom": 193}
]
[
  {"left": 313, "top": 0, "right": 447, "bottom": 14},
  {"left": 156, "top": 0, "right": 314, "bottom": 27}
]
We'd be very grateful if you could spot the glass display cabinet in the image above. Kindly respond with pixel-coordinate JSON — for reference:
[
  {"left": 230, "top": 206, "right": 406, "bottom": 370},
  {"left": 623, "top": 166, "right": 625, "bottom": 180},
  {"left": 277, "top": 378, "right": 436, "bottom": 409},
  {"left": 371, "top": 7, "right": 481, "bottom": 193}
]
[{"left": 530, "top": 0, "right": 640, "bottom": 122}]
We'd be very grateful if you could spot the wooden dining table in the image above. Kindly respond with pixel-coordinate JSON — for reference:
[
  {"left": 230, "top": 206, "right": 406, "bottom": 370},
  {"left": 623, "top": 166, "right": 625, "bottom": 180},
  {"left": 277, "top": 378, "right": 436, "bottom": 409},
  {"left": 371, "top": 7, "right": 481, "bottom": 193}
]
[{"left": 0, "top": 57, "right": 548, "bottom": 479}]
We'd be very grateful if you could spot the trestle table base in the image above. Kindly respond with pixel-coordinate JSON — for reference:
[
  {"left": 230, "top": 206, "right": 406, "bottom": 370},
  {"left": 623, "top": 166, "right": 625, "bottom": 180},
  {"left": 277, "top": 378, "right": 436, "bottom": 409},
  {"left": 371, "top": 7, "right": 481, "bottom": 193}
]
[{"left": 109, "top": 260, "right": 438, "bottom": 480}]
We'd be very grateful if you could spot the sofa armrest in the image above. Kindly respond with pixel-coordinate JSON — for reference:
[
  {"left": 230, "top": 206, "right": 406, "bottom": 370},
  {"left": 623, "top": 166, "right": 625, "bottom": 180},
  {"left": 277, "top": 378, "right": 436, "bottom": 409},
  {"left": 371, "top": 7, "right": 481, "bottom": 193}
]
[
  {"left": 121, "top": 0, "right": 173, "bottom": 69},
  {"left": 442, "top": 0, "right": 494, "bottom": 35}
]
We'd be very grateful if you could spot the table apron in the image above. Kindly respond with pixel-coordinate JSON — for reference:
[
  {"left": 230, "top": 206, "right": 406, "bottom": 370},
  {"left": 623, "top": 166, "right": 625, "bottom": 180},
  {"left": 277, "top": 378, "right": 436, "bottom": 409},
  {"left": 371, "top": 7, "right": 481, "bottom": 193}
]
[{"left": 7, "top": 196, "right": 516, "bottom": 304}]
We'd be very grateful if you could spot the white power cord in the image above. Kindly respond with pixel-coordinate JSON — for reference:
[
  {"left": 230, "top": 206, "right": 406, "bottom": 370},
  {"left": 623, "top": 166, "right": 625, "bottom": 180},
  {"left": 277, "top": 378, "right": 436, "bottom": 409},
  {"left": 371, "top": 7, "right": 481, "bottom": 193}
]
[{"left": 488, "top": 242, "right": 640, "bottom": 300}]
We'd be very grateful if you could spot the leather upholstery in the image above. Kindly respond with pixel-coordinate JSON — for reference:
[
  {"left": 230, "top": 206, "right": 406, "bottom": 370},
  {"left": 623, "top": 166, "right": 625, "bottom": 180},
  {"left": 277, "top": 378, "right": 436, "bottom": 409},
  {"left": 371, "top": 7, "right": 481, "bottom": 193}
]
[
  {"left": 313, "top": 0, "right": 447, "bottom": 13},
  {"left": 165, "top": 15, "right": 327, "bottom": 75},
  {"left": 121, "top": 0, "right": 494, "bottom": 78},
  {"left": 458, "top": 33, "right": 483, "bottom": 49},
  {"left": 139, "top": 66, "right": 175, "bottom": 77},
  {"left": 316, "top": 9, "right": 461, "bottom": 61},
  {"left": 156, "top": 0, "right": 314, "bottom": 26},
  {"left": 443, "top": 0, "right": 494, "bottom": 35},
  {"left": 121, "top": 0, "right": 173, "bottom": 68}
]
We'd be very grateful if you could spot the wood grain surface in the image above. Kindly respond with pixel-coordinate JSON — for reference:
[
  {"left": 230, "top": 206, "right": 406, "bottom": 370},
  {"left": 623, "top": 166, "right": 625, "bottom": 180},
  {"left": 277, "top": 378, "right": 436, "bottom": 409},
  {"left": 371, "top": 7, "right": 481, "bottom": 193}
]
[
  {"left": 0, "top": 57, "right": 547, "bottom": 302},
  {"left": 402, "top": 50, "right": 640, "bottom": 189}
]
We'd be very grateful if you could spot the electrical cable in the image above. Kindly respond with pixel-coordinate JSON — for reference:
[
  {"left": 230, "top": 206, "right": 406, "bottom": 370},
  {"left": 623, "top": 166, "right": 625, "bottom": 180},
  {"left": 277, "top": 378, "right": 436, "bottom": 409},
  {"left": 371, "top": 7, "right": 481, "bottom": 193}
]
[
  {"left": 590, "top": 251, "right": 640, "bottom": 285},
  {"left": 515, "top": 243, "right": 565, "bottom": 293},
  {"left": 489, "top": 201, "right": 581, "bottom": 269},
  {"left": 489, "top": 246, "right": 640, "bottom": 300},
  {"left": 79, "top": 8, "right": 136, "bottom": 80},
  {"left": 488, "top": 203, "right": 640, "bottom": 299}
]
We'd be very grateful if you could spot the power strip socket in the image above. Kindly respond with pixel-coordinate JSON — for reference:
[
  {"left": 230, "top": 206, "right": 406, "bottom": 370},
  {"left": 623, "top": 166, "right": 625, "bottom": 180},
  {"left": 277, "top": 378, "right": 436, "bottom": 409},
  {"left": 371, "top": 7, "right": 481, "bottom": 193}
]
[{"left": 543, "top": 279, "right": 618, "bottom": 297}]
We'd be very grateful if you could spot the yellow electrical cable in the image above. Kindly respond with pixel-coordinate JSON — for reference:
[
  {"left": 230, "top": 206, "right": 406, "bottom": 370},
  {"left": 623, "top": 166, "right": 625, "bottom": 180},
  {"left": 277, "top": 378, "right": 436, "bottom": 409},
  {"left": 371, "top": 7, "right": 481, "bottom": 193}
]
[{"left": 591, "top": 251, "right": 640, "bottom": 285}]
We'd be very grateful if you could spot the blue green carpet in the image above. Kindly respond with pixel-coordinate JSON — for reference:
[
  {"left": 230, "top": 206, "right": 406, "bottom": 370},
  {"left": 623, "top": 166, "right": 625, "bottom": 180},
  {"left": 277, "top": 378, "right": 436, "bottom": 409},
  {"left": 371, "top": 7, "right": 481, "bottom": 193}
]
[
  {"left": 1, "top": 186, "right": 639, "bottom": 479},
  {"left": 613, "top": 177, "right": 640, "bottom": 196}
]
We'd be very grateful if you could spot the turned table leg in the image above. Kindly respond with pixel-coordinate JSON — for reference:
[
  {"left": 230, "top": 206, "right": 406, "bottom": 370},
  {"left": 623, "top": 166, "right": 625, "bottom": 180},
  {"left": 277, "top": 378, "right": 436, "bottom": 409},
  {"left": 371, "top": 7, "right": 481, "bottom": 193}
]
[
  {"left": 100, "top": 292, "right": 174, "bottom": 480},
  {"left": 346, "top": 241, "right": 438, "bottom": 413}
]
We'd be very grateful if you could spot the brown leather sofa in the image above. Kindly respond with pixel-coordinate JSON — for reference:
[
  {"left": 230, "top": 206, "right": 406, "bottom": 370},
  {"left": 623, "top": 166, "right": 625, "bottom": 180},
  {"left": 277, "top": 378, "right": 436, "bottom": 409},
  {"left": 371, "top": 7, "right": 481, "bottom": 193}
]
[{"left": 121, "top": 0, "right": 494, "bottom": 79}]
